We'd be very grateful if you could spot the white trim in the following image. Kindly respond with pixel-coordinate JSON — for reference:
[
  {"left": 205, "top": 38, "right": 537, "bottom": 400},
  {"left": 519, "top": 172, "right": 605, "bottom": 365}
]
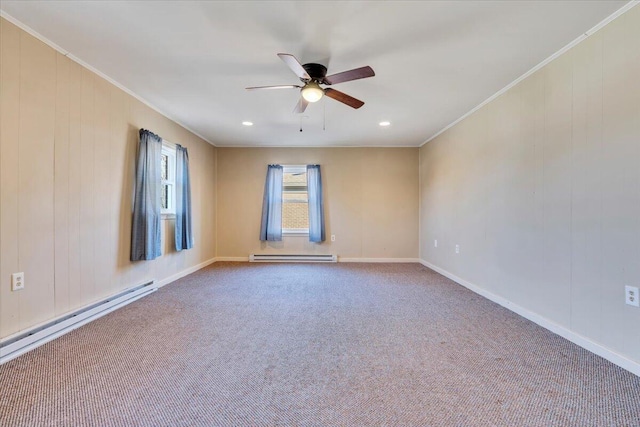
[
  {"left": 420, "top": 0, "right": 639, "bottom": 147},
  {"left": 0, "top": 255, "right": 217, "bottom": 364},
  {"left": 215, "top": 256, "right": 250, "bottom": 262},
  {"left": 155, "top": 257, "right": 217, "bottom": 288},
  {"left": 282, "top": 230, "right": 310, "bottom": 236},
  {"left": 215, "top": 256, "right": 421, "bottom": 263},
  {"left": 0, "top": 11, "right": 217, "bottom": 147},
  {"left": 418, "top": 259, "right": 640, "bottom": 378},
  {"left": 161, "top": 139, "right": 178, "bottom": 150},
  {"left": 215, "top": 145, "right": 420, "bottom": 148},
  {"left": 161, "top": 143, "right": 177, "bottom": 216},
  {"left": 4, "top": 2, "right": 636, "bottom": 151},
  {"left": 0, "top": 11, "right": 69, "bottom": 54},
  {"left": 0, "top": 283, "right": 157, "bottom": 364},
  {"left": 250, "top": 254, "right": 337, "bottom": 263},
  {"left": 282, "top": 165, "right": 307, "bottom": 173},
  {"left": 339, "top": 257, "right": 420, "bottom": 263}
]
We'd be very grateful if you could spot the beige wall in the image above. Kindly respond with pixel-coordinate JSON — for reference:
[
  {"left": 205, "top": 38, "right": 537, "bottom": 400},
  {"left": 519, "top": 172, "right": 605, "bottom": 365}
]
[
  {"left": 217, "top": 147, "right": 419, "bottom": 259},
  {"left": 419, "top": 7, "right": 640, "bottom": 363},
  {"left": 0, "top": 18, "right": 217, "bottom": 339},
  {"left": 4, "top": 4, "right": 637, "bottom": 367}
]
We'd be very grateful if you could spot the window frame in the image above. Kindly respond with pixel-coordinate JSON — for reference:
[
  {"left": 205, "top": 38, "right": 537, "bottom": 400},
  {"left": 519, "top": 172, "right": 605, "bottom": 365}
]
[
  {"left": 282, "top": 165, "right": 309, "bottom": 236},
  {"left": 161, "top": 141, "right": 177, "bottom": 218}
]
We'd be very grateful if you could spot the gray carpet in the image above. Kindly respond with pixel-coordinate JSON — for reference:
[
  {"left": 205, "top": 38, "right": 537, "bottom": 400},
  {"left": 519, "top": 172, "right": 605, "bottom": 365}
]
[{"left": 0, "top": 262, "right": 638, "bottom": 426}]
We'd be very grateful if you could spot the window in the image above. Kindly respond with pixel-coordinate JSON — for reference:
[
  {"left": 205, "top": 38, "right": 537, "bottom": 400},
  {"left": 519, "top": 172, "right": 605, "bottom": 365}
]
[
  {"left": 161, "top": 142, "right": 176, "bottom": 216},
  {"left": 282, "top": 165, "right": 309, "bottom": 234}
]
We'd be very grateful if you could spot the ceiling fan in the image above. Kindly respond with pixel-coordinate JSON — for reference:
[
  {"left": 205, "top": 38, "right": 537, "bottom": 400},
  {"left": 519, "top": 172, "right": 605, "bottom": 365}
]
[{"left": 246, "top": 53, "right": 375, "bottom": 113}]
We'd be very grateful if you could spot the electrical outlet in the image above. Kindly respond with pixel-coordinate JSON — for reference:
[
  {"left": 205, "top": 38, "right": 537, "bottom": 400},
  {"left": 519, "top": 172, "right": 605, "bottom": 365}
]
[
  {"left": 455, "top": 244, "right": 460, "bottom": 254},
  {"left": 331, "top": 235, "right": 336, "bottom": 242},
  {"left": 434, "top": 239, "right": 438, "bottom": 248},
  {"left": 11, "top": 272, "right": 24, "bottom": 291},
  {"left": 625, "top": 286, "right": 639, "bottom": 307}
]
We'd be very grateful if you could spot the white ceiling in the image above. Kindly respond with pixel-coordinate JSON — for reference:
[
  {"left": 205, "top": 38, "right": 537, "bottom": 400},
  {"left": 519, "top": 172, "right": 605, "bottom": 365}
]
[{"left": 0, "top": 1, "right": 628, "bottom": 147}]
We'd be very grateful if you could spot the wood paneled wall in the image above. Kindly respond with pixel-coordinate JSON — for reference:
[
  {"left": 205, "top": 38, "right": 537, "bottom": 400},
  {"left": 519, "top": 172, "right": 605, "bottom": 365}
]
[
  {"left": 419, "top": 6, "right": 640, "bottom": 363},
  {"left": 0, "top": 18, "right": 217, "bottom": 338}
]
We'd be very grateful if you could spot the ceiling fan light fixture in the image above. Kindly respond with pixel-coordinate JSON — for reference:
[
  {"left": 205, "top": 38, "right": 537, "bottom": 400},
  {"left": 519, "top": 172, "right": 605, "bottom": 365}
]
[{"left": 301, "top": 82, "right": 324, "bottom": 103}]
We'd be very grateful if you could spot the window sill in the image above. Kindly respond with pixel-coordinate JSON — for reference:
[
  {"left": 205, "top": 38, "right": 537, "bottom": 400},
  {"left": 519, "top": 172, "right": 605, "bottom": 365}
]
[
  {"left": 283, "top": 230, "right": 309, "bottom": 236},
  {"left": 161, "top": 213, "right": 176, "bottom": 220}
]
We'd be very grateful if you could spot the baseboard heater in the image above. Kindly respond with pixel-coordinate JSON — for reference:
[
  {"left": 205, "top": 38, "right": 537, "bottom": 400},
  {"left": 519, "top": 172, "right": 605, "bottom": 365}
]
[
  {"left": 0, "top": 281, "right": 157, "bottom": 365},
  {"left": 249, "top": 254, "right": 337, "bottom": 263}
]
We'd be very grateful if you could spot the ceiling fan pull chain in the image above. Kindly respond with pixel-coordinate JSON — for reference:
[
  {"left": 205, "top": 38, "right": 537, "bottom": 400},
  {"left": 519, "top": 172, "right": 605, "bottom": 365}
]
[
  {"left": 323, "top": 100, "right": 326, "bottom": 131},
  {"left": 246, "top": 53, "right": 373, "bottom": 111}
]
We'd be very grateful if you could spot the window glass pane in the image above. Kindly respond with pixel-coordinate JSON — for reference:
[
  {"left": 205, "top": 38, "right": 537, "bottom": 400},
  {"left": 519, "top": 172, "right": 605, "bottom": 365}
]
[
  {"left": 161, "top": 154, "right": 168, "bottom": 181},
  {"left": 283, "top": 192, "right": 308, "bottom": 203},
  {"left": 283, "top": 171, "right": 307, "bottom": 187},
  {"left": 282, "top": 170, "right": 308, "bottom": 230},
  {"left": 161, "top": 184, "right": 169, "bottom": 210},
  {"left": 282, "top": 199, "right": 309, "bottom": 230}
]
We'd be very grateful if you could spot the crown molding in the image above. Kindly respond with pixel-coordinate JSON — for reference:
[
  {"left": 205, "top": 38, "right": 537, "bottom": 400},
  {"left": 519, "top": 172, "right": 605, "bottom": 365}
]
[
  {"left": 0, "top": 11, "right": 218, "bottom": 147},
  {"left": 420, "top": 0, "right": 639, "bottom": 147}
]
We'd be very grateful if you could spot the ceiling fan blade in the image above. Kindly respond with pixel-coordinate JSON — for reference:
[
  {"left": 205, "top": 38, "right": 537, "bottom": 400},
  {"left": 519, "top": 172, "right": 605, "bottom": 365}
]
[
  {"left": 323, "top": 66, "right": 375, "bottom": 85},
  {"left": 278, "top": 53, "right": 311, "bottom": 80},
  {"left": 324, "top": 88, "right": 365, "bottom": 109},
  {"left": 293, "top": 97, "right": 309, "bottom": 114},
  {"left": 245, "top": 85, "right": 301, "bottom": 90}
]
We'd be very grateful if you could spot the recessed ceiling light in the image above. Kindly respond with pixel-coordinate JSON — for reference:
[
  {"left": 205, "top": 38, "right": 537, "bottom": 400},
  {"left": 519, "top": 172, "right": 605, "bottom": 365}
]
[
  {"left": 379, "top": 121, "right": 391, "bottom": 127},
  {"left": 242, "top": 121, "right": 253, "bottom": 126}
]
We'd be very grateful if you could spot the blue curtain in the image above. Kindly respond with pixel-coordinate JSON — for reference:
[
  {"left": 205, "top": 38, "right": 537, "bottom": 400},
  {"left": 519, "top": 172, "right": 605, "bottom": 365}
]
[
  {"left": 260, "top": 165, "right": 283, "bottom": 241},
  {"left": 307, "top": 164, "right": 325, "bottom": 243},
  {"left": 175, "top": 144, "right": 193, "bottom": 251},
  {"left": 131, "top": 129, "right": 163, "bottom": 261}
]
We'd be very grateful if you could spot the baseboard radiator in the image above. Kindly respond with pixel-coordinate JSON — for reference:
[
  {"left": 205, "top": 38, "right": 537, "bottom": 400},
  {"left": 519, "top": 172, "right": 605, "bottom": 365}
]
[
  {"left": 0, "top": 281, "right": 157, "bottom": 365},
  {"left": 249, "top": 254, "right": 337, "bottom": 263}
]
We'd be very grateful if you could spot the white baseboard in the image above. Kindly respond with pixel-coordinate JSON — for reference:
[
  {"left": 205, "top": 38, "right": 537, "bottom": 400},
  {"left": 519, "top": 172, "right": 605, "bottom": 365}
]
[
  {"left": 339, "top": 257, "right": 420, "bottom": 263},
  {"left": 1, "top": 282, "right": 156, "bottom": 364},
  {"left": 419, "top": 259, "right": 640, "bottom": 378},
  {"left": 1, "top": 256, "right": 216, "bottom": 363},
  {"left": 155, "top": 257, "right": 217, "bottom": 287},
  {"left": 215, "top": 257, "right": 250, "bottom": 262},
  {"left": 215, "top": 257, "right": 421, "bottom": 263}
]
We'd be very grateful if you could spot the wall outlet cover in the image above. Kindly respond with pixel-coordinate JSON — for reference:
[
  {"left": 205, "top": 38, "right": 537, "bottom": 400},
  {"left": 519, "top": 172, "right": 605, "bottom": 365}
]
[
  {"left": 625, "top": 286, "right": 639, "bottom": 307},
  {"left": 11, "top": 272, "right": 25, "bottom": 291}
]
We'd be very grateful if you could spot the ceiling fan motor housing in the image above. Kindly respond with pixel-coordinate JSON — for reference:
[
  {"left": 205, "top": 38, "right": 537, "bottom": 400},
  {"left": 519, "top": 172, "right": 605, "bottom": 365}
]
[
  {"left": 246, "top": 54, "right": 372, "bottom": 111},
  {"left": 302, "top": 63, "right": 328, "bottom": 82}
]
